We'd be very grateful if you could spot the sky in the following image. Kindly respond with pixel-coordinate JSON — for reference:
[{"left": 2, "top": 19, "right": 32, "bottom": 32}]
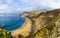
[{"left": 0, "top": 0, "right": 60, "bottom": 13}]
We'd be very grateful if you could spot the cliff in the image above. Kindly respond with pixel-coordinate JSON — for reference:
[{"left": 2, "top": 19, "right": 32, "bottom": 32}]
[{"left": 21, "top": 9, "right": 60, "bottom": 38}]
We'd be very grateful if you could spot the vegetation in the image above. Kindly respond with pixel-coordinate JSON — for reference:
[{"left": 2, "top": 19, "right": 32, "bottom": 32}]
[
  {"left": 0, "top": 28, "right": 11, "bottom": 38},
  {"left": 22, "top": 9, "right": 60, "bottom": 38}
]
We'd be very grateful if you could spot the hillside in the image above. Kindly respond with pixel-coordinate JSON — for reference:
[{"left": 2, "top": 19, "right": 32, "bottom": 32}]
[{"left": 21, "top": 9, "right": 60, "bottom": 38}]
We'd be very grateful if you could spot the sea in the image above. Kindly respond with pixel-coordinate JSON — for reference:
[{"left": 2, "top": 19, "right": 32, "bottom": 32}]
[{"left": 0, "top": 13, "right": 25, "bottom": 31}]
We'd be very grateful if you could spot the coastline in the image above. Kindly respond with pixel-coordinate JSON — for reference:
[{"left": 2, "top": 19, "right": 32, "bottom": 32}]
[{"left": 11, "top": 16, "right": 32, "bottom": 37}]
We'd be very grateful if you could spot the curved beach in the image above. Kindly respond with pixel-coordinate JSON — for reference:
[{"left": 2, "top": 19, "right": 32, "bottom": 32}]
[{"left": 11, "top": 17, "right": 32, "bottom": 37}]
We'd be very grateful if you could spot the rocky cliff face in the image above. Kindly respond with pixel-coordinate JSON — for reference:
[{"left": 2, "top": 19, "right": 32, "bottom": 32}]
[{"left": 21, "top": 9, "right": 60, "bottom": 38}]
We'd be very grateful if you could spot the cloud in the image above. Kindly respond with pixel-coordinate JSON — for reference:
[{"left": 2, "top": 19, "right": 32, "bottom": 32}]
[
  {"left": 0, "top": 0, "right": 21, "bottom": 13},
  {"left": 0, "top": 0, "right": 60, "bottom": 13},
  {"left": 19, "top": 0, "right": 60, "bottom": 10},
  {"left": 0, "top": 4, "right": 20, "bottom": 13}
]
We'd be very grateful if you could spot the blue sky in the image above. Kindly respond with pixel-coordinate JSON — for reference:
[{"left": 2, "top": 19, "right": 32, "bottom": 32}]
[{"left": 0, "top": 0, "right": 60, "bottom": 13}]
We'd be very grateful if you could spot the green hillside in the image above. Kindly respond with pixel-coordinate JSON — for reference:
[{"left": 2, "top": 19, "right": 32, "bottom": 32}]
[{"left": 0, "top": 28, "right": 11, "bottom": 38}]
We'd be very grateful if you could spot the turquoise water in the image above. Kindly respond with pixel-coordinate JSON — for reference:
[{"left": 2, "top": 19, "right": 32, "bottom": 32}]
[{"left": 0, "top": 15, "right": 25, "bottom": 31}]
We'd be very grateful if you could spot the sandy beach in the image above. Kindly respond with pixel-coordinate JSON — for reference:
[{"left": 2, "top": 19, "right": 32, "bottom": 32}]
[{"left": 11, "top": 16, "right": 32, "bottom": 37}]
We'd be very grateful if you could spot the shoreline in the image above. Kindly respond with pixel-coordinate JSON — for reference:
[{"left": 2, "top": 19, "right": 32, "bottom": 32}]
[
  {"left": 9, "top": 17, "right": 26, "bottom": 32},
  {"left": 11, "top": 16, "right": 32, "bottom": 37}
]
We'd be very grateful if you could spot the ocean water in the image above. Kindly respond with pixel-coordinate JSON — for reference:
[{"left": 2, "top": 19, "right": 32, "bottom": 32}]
[{"left": 0, "top": 13, "right": 25, "bottom": 31}]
